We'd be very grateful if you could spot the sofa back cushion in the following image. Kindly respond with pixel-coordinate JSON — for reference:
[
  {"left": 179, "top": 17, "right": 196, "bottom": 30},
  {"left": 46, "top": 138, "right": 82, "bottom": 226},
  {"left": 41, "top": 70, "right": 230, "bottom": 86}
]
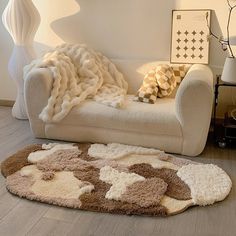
[
  {"left": 112, "top": 59, "right": 189, "bottom": 98},
  {"left": 112, "top": 59, "right": 170, "bottom": 94}
]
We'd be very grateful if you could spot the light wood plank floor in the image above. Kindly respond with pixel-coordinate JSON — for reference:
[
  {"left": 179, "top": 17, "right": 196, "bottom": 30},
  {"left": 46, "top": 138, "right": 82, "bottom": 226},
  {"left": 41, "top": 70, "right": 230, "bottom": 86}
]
[{"left": 0, "top": 106, "right": 235, "bottom": 236}]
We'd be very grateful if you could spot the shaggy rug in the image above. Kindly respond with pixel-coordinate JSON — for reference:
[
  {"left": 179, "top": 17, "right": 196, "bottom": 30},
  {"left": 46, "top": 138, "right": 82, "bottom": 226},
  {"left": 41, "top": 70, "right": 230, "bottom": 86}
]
[{"left": 0, "top": 143, "right": 232, "bottom": 217}]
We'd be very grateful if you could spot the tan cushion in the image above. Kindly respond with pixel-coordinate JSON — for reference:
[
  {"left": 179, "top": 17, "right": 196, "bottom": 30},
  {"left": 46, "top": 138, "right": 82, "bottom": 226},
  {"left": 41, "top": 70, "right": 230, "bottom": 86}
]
[
  {"left": 134, "top": 69, "right": 158, "bottom": 104},
  {"left": 57, "top": 95, "right": 182, "bottom": 137},
  {"left": 135, "top": 64, "right": 177, "bottom": 103},
  {"left": 171, "top": 65, "right": 189, "bottom": 84},
  {"left": 155, "top": 64, "right": 176, "bottom": 98}
]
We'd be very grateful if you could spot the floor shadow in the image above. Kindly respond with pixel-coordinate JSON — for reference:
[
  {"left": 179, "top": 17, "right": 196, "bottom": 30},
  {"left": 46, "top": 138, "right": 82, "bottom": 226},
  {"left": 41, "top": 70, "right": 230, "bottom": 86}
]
[{"left": 50, "top": 0, "right": 177, "bottom": 60}]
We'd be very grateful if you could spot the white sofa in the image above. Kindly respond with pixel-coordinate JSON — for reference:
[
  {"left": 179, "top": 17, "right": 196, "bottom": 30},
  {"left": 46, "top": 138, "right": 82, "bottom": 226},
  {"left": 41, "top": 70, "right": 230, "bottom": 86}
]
[{"left": 24, "top": 60, "right": 213, "bottom": 156}]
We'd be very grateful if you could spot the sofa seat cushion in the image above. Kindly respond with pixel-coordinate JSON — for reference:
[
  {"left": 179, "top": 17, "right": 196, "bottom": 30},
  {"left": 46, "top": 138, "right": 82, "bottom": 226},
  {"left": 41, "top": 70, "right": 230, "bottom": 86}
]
[{"left": 56, "top": 95, "right": 182, "bottom": 137}]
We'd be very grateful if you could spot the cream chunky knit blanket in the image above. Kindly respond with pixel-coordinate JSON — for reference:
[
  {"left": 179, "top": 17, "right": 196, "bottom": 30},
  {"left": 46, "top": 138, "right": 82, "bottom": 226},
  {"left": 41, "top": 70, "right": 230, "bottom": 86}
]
[{"left": 24, "top": 44, "right": 128, "bottom": 123}]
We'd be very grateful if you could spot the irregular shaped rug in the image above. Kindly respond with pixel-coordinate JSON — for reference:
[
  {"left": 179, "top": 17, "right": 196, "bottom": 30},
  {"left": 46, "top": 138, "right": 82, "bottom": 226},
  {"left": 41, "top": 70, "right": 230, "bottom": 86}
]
[{"left": 0, "top": 143, "right": 232, "bottom": 217}]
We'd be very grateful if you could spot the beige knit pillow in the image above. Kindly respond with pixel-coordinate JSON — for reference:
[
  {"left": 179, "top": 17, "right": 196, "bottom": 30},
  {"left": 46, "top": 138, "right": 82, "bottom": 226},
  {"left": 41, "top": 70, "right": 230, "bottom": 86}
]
[
  {"left": 135, "top": 64, "right": 189, "bottom": 104},
  {"left": 155, "top": 64, "right": 176, "bottom": 98},
  {"left": 171, "top": 65, "right": 189, "bottom": 84},
  {"left": 134, "top": 69, "right": 158, "bottom": 104}
]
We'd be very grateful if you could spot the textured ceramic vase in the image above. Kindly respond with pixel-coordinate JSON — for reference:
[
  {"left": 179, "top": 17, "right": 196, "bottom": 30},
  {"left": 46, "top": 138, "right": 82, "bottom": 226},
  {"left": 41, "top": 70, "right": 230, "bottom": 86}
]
[{"left": 2, "top": 0, "right": 40, "bottom": 119}]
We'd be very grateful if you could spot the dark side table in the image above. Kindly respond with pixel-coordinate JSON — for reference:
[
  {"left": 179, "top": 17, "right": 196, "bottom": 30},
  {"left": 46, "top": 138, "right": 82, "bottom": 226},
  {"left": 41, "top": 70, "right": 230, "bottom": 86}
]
[{"left": 213, "top": 75, "right": 236, "bottom": 148}]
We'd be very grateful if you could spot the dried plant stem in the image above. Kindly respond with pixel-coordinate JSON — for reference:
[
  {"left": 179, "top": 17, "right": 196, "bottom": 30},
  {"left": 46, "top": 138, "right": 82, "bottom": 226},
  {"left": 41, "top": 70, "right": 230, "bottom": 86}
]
[
  {"left": 207, "top": 0, "right": 236, "bottom": 58},
  {"left": 227, "top": 0, "right": 236, "bottom": 58}
]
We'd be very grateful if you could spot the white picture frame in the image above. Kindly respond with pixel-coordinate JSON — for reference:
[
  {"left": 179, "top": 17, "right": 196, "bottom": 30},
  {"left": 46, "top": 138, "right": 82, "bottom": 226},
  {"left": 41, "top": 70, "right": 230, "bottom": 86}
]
[{"left": 170, "top": 10, "right": 211, "bottom": 64}]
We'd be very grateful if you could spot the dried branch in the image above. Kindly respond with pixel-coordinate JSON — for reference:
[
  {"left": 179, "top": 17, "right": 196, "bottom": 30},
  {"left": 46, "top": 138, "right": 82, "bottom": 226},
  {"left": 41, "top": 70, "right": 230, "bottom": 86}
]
[
  {"left": 207, "top": 0, "right": 236, "bottom": 58},
  {"left": 227, "top": 6, "right": 235, "bottom": 57},
  {"left": 206, "top": 12, "right": 228, "bottom": 52}
]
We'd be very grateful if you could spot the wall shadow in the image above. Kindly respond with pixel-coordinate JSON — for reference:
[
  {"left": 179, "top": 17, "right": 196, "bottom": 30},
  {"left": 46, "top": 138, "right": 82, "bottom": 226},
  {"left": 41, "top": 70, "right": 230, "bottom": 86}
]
[
  {"left": 209, "top": 10, "right": 228, "bottom": 69},
  {"left": 48, "top": 1, "right": 227, "bottom": 68},
  {"left": 34, "top": 42, "right": 53, "bottom": 56},
  {"left": 50, "top": 0, "right": 177, "bottom": 60}
]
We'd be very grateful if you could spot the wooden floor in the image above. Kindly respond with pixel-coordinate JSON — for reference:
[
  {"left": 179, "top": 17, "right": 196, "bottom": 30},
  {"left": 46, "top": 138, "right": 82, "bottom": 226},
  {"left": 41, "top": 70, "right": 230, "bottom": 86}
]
[{"left": 0, "top": 106, "right": 235, "bottom": 236}]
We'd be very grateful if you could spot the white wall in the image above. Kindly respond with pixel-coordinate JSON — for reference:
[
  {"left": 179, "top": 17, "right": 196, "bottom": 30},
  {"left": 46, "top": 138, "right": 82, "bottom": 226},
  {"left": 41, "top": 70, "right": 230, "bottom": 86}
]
[
  {"left": 34, "top": 0, "right": 177, "bottom": 60},
  {"left": 0, "top": 0, "right": 15, "bottom": 100},
  {"left": 0, "top": 0, "right": 235, "bottom": 116}
]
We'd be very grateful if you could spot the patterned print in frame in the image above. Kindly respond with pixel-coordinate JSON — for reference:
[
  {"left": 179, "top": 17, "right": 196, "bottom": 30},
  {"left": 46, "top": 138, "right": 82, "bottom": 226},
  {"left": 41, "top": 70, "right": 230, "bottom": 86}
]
[{"left": 171, "top": 10, "right": 211, "bottom": 64}]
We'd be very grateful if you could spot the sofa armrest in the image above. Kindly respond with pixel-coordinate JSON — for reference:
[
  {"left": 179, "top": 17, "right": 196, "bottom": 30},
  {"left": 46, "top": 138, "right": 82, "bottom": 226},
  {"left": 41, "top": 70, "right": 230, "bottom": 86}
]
[
  {"left": 175, "top": 64, "right": 214, "bottom": 156},
  {"left": 24, "top": 68, "right": 53, "bottom": 137}
]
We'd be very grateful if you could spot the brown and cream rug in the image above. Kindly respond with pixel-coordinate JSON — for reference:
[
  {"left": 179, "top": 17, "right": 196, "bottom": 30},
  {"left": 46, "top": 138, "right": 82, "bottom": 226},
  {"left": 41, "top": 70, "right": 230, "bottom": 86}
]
[{"left": 0, "top": 143, "right": 232, "bottom": 216}]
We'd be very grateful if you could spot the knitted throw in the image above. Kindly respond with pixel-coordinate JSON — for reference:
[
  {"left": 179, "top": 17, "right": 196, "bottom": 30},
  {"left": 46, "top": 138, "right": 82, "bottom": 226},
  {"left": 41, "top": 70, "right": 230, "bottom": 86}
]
[{"left": 24, "top": 44, "right": 128, "bottom": 123}]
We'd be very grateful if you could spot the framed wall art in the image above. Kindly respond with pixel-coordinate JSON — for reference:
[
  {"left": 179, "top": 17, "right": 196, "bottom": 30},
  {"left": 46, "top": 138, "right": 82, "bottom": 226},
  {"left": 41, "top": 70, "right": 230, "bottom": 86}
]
[{"left": 170, "top": 10, "right": 211, "bottom": 64}]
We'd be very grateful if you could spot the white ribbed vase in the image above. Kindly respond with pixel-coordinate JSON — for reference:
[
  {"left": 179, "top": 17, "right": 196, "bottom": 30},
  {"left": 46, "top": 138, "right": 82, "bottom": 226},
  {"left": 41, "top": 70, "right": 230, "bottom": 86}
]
[{"left": 2, "top": 0, "right": 40, "bottom": 119}]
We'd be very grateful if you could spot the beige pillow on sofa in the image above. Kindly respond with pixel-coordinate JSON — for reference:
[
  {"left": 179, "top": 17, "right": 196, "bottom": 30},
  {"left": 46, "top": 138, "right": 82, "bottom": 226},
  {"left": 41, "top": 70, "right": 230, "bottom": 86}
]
[
  {"left": 155, "top": 64, "right": 176, "bottom": 98},
  {"left": 134, "top": 69, "right": 158, "bottom": 104},
  {"left": 135, "top": 64, "right": 189, "bottom": 103},
  {"left": 171, "top": 65, "right": 189, "bottom": 84}
]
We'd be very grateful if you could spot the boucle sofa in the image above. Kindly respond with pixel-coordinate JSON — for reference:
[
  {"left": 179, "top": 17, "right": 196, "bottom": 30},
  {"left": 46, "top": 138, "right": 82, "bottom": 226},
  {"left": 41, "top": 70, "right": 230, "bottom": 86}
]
[{"left": 25, "top": 60, "right": 213, "bottom": 156}]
